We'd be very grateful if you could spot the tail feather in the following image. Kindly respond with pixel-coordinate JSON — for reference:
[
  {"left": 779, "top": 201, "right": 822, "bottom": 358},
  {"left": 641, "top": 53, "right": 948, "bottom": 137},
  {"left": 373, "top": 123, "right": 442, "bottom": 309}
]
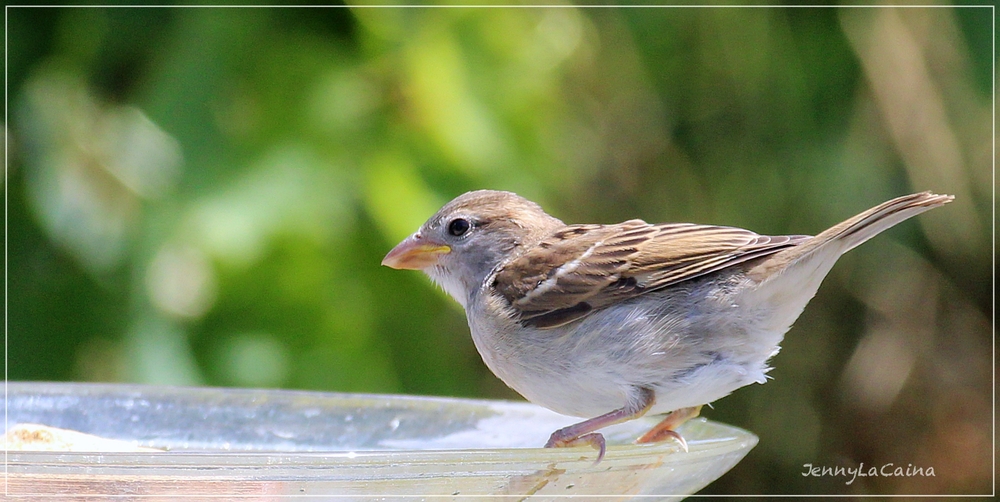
[
  {"left": 749, "top": 191, "right": 954, "bottom": 281},
  {"left": 743, "top": 191, "right": 952, "bottom": 341}
]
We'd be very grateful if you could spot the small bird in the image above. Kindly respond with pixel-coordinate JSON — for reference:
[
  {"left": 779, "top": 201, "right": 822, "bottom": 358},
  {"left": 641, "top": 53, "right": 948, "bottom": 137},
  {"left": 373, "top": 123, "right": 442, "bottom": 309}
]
[{"left": 382, "top": 190, "right": 952, "bottom": 461}]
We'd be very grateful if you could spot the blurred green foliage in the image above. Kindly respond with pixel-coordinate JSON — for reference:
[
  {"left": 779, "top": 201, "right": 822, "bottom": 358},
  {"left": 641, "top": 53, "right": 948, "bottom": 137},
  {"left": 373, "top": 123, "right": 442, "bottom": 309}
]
[{"left": 5, "top": 5, "right": 992, "bottom": 496}]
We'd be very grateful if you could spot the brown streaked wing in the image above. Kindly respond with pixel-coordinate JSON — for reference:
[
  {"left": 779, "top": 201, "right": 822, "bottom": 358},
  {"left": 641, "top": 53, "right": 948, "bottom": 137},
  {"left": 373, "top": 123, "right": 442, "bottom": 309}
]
[{"left": 492, "top": 220, "right": 810, "bottom": 328}]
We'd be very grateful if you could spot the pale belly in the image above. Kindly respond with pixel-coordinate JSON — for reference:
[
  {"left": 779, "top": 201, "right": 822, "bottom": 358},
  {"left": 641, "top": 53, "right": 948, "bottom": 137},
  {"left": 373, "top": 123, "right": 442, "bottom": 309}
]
[{"left": 467, "top": 272, "right": 794, "bottom": 418}]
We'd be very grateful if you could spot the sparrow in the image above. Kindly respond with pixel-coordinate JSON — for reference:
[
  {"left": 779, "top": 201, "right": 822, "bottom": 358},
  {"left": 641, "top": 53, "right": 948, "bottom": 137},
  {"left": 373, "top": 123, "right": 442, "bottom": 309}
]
[{"left": 382, "top": 189, "right": 953, "bottom": 461}]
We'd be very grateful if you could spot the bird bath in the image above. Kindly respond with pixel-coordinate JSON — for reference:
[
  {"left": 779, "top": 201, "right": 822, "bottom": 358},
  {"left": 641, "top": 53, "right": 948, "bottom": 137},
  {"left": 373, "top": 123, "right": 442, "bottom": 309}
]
[{"left": 2, "top": 382, "right": 755, "bottom": 499}]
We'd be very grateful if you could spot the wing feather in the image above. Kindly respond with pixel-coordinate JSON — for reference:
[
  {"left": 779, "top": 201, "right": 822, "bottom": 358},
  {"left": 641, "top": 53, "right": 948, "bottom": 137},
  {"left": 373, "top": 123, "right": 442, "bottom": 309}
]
[{"left": 492, "top": 220, "right": 809, "bottom": 328}]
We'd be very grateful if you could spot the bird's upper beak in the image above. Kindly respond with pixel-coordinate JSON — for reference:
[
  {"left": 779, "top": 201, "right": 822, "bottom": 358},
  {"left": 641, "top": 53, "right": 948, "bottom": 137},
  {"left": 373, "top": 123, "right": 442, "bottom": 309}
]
[{"left": 381, "top": 233, "right": 451, "bottom": 270}]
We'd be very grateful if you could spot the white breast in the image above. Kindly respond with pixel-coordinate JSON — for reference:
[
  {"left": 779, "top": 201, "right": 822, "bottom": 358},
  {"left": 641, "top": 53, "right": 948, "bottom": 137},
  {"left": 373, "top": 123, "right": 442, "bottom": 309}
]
[{"left": 466, "top": 272, "right": 788, "bottom": 418}]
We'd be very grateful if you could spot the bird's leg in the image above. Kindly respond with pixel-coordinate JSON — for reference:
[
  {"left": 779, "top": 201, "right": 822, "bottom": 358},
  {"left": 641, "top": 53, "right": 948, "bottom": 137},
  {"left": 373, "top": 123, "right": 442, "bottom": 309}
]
[
  {"left": 544, "top": 387, "right": 654, "bottom": 463},
  {"left": 635, "top": 405, "right": 703, "bottom": 451}
]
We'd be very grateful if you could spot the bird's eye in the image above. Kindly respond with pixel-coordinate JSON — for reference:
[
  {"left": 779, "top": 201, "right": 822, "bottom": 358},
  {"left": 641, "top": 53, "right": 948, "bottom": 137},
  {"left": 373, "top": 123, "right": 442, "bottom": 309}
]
[{"left": 448, "top": 218, "right": 471, "bottom": 237}]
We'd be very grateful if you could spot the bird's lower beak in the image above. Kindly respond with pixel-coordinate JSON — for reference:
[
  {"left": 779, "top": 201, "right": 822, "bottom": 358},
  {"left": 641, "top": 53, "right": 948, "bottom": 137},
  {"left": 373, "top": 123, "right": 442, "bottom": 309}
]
[{"left": 381, "top": 234, "right": 451, "bottom": 270}]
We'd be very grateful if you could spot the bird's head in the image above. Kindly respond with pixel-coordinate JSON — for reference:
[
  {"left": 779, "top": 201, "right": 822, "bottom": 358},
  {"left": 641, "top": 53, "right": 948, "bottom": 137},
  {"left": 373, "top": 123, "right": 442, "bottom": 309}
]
[{"left": 382, "top": 190, "right": 563, "bottom": 308}]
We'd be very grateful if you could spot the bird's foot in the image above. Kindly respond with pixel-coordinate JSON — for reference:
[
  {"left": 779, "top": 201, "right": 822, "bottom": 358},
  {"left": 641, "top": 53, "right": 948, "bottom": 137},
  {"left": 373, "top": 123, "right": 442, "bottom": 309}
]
[
  {"left": 542, "top": 387, "right": 656, "bottom": 464},
  {"left": 636, "top": 427, "right": 688, "bottom": 452},
  {"left": 545, "top": 431, "right": 607, "bottom": 463},
  {"left": 635, "top": 405, "right": 702, "bottom": 452}
]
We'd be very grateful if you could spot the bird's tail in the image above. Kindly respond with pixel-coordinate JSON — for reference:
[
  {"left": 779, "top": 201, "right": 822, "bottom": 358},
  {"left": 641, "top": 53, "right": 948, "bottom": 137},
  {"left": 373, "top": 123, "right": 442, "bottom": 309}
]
[
  {"left": 743, "top": 191, "right": 952, "bottom": 340},
  {"left": 749, "top": 191, "right": 953, "bottom": 281}
]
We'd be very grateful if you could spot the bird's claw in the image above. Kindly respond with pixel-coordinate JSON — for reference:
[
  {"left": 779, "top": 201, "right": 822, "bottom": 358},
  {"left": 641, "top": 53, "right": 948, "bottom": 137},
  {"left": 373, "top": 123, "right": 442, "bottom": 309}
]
[
  {"left": 634, "top": 405, "right": 699, "bottom": 452},
  {"left": 545, "top": 431, "right": 607, "bottom": 464},
  {"left": 635, "top": 428, "right": 688, "bottom": 452}
]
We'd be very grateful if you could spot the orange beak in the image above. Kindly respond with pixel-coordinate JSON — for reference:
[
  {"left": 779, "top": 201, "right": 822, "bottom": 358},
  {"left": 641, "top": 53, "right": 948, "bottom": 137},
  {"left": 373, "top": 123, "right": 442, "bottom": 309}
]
[{"left": 381, "top": 234, "right": 451, "bottom": 270}]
